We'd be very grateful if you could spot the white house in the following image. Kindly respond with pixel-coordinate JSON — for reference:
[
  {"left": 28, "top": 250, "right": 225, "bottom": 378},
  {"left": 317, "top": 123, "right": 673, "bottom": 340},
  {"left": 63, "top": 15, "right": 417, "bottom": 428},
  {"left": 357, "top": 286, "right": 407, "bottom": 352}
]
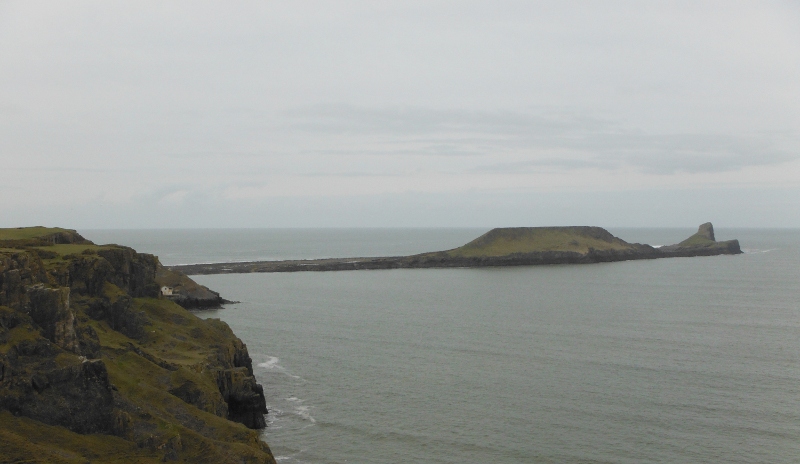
[{"left": 160, "top": 286, "right": 174, "bottom": 296}]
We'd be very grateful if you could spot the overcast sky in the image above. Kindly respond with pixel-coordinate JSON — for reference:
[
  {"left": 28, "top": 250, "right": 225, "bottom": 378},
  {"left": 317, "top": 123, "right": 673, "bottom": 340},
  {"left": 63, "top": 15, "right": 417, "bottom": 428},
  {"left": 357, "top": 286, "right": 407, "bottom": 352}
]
[{"left": 1, "top": 1, "right": 799, "bottom": 228}]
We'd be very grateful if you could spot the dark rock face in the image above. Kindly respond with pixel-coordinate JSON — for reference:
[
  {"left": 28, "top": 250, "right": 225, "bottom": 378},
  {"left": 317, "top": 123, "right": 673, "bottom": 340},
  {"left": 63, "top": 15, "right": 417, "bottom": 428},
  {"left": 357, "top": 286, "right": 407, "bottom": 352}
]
[
  {"left": 25, "top": 285, "right": 78, "bottom": 352},
  {"left": 84, "top": 291, "right": 147, "bottom": 340},
  {"left": 61, "top": 248, "right": 161, "bottom": 299},
  {"left": 95, "top": 248, "right": 160, "bottom": 298},
  {"left": 217, "top": 367, "right": 268, "bottom": 429},
  {"left": 0, "top": 296, "right": 116, "bottom": 435},
  {"left": 697, "top": 222, "right": 715, "bottom": 241},
  {"left": 46, "top": 229, "right": 89, "bottom": 245},
  {"left": 5, "top": 360, "right": 117, "bottom": 434},
  {"left": 167, "top": 292, "right": 227, "bottom": 310},
  {"left": 162, "top": 324, "right": 268, "bottom": 429},
  {"left": 168, "top": 379, "right": 228, "bottom": 418},
  {"left": 201, "top": 319, "right": 268, "bottom": 428},
  {"left": 0, "top": 251, "right": 48, "bottom": 308}
]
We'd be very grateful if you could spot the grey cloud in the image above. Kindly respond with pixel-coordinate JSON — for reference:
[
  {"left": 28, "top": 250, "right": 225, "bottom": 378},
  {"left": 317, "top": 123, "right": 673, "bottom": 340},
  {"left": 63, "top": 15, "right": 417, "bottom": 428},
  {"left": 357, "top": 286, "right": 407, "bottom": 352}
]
[
  {"left": 283, "top": 104, "right": 799, "bottom": 174},
  {"left": 475, "top": 158, "right": 614, "bottom": 173},
  {"left": 282, "top": 104, "right": 610, "bottom": 137},
  {"left": 2, "top": 2, "right": 799, "bottom": 228},
  {"left": 585, "top": 133, "right": 798, "bottom": 174}
]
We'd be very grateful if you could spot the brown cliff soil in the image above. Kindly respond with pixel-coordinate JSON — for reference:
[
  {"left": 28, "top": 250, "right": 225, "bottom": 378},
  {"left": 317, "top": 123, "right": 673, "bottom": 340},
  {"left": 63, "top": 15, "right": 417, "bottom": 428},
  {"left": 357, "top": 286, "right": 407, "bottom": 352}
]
[{"left": 0, "top": 227, "right": 275, "bottom": 464}]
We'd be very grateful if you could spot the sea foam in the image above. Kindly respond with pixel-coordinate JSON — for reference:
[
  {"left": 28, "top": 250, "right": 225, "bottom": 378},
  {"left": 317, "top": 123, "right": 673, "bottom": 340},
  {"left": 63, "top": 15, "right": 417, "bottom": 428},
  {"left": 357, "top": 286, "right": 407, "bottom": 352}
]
[
  {"left": 258, "top": 356, "right": 281, "bottom": 369},
  {"left": 287, "top": 397, "right": 316, "bottom": 423}
]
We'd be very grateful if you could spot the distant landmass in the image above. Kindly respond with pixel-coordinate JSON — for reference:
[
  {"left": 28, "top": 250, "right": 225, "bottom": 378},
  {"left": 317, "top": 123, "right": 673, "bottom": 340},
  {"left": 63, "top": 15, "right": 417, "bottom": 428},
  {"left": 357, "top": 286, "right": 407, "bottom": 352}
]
[{"left": 170, "top": 222, "right": 741, "bottom": 275}]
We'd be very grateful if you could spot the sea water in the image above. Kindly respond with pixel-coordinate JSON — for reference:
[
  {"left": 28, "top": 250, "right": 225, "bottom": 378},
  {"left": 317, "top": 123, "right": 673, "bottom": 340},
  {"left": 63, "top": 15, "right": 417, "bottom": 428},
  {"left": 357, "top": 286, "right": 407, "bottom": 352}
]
[{"left": 82, "top": 228, "right": 800, "bottom": 463}]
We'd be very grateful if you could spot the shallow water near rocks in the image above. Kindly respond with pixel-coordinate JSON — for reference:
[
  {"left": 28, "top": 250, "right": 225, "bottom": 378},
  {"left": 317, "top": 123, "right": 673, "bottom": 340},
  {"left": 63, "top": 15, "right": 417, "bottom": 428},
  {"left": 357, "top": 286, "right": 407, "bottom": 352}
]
[{"left": 83, "top": 228, "right": 800, "bottom": 463}]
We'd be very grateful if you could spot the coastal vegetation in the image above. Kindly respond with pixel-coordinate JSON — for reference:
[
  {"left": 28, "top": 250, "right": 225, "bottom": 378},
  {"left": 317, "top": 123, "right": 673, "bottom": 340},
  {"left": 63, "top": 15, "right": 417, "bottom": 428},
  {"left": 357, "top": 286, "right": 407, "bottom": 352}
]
[
  {"left": 445, "top": 226, "right": 633, "bottom": 257},
  {"left": 676, "top": 222, "right": 717, "bottom": 247}
]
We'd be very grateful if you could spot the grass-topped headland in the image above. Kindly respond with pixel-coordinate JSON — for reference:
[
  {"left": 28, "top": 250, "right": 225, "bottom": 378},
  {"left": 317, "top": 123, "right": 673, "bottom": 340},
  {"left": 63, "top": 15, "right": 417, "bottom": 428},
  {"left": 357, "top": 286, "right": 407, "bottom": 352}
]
[
  {"left": 445, "top": 226, "right": 635, "bottom": 257},
  {"left": 168, "top": 222, "right": 742, "bottom": 276},
  {"left": 0, "top": 227, "right": 274, "bottom": 463},
  {"left": 0, "top": 226, "right": 77, "bottom": 241},
  {"left": 0, "top": 226, "right": 89, "bottom": 247},
  {"left": 0, "top": 227, "right": 226, "bottom": 310}
]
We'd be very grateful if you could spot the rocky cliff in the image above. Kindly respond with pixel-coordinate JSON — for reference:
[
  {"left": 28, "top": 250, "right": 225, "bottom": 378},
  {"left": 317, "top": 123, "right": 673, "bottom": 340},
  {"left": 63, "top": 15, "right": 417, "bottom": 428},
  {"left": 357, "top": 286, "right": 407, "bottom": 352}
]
[{"left": 0, "top": 228, "right": 275, "bottom": 463}]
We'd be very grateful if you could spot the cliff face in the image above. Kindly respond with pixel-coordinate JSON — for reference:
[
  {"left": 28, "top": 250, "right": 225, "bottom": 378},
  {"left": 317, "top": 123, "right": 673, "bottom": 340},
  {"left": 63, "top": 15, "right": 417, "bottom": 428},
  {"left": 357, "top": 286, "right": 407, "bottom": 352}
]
[{"left": 0, "top": 228, "right": 274, "bottom": 463}]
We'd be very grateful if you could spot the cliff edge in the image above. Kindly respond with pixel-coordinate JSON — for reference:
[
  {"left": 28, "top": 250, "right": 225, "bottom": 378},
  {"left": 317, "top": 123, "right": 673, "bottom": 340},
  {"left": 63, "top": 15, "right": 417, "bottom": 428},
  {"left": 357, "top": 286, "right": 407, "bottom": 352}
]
[{"left": 0, "top": 227, "right": 275, "bottom": 463}]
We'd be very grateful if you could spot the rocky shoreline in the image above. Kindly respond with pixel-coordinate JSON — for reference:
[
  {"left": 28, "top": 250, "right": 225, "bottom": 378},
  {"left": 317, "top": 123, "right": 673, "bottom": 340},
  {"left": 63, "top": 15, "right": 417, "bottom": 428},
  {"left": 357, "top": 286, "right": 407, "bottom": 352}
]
[{"left": 169, "top": 223, "right": 741, "bottom": 276}]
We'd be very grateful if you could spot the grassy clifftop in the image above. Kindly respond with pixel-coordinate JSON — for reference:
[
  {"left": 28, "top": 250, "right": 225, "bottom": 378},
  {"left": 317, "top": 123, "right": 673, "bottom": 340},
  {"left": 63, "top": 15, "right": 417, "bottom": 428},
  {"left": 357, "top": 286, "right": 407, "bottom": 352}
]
[
  {"left": 0, "top": 227, "right": 275, "bottom": 463},
  {"left": 0, "top": 227, "right": 89, "bottom": 246},
  {"left": 0, "top": 226, "right": 80, "bottom": 241}
]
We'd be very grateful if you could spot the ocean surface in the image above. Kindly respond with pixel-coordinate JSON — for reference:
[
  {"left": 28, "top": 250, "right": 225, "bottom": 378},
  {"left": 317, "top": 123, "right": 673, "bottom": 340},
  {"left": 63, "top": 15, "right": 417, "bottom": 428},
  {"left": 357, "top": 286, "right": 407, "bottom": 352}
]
[{"left": 81, "top": 228, "right": 800, "bottom": 463}]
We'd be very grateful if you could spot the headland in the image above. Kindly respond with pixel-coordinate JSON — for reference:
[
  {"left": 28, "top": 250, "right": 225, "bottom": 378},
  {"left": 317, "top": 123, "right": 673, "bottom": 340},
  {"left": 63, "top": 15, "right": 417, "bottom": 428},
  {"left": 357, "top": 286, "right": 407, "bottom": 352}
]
[
  {"left": 0, "top": 227, "right": 275, "bottom": 463},
  {"left": 170, "top": 222, "right": 741, "bottom": 275}
]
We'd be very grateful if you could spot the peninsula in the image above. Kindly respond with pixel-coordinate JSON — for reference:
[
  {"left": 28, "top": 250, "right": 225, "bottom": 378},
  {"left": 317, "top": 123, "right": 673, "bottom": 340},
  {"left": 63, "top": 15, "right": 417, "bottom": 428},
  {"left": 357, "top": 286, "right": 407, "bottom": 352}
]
[
  {"left": 0, "top": 227, "right": 275, "bottom": 463},
  {"left": 169, "top": 222, "right": 741, "bottom": 276}
]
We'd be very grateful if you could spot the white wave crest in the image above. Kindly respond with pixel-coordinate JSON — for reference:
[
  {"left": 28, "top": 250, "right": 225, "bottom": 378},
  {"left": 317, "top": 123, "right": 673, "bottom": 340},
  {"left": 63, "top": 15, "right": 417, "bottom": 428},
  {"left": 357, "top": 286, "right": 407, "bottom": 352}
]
[
  {"left": 285, "top": 397, "right": 316, "bottom": 423},
  {"left": 258, "top": 356, "right": 281, "bottom": 369},
  {"left": 295, "top": 405, "right": 316, "bottom": 423},
  {"left": 258, "top": 356, "right": 302, "bottom": 380}
]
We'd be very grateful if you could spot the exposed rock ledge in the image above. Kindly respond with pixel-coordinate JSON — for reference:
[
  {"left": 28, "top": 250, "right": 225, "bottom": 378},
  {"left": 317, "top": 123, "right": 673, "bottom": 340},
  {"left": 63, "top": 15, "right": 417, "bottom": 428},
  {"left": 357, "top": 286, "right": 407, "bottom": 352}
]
[
  {"left": 156, "top": 265, "right": 230, "bottom": 310},
  {"left": 169, "top": 222, "right": 741, "bottom": 276}
]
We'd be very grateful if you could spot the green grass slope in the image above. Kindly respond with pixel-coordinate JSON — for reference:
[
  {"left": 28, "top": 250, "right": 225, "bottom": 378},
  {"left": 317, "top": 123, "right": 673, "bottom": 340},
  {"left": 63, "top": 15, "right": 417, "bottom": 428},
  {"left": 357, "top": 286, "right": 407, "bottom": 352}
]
[
  {"left": 677, "top": 222, "right": 717, "bottom": 246},
  {"left": 446, "top": 226, "right": 635, "bottom": 258},
  {"left": 0, "top": 226, "right": 70, "bottom": 241}
]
